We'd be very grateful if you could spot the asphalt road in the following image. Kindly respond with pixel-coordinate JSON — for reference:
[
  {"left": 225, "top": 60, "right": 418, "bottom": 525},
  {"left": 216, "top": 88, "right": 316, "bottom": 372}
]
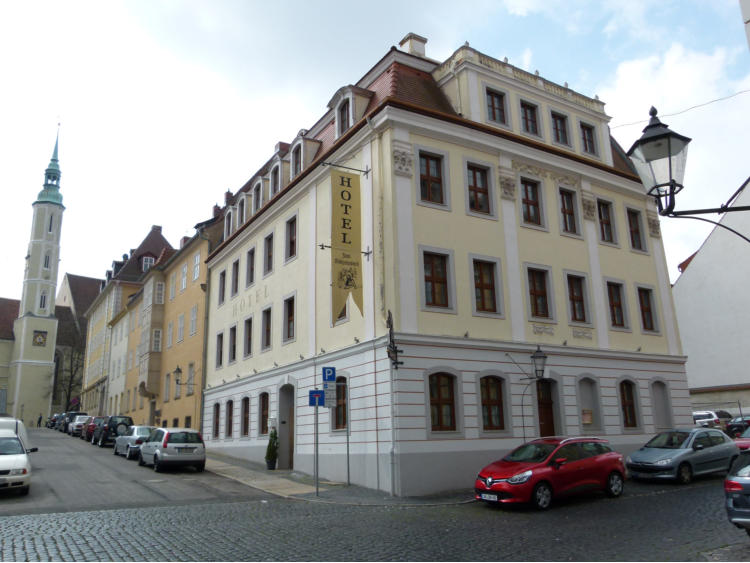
[{"left": 2, "top": 429, "right": 750, "bottom": 561}]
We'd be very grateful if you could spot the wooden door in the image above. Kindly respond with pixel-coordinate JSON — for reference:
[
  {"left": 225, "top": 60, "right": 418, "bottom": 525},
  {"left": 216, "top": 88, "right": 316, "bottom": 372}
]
[{"left": 537, "top": 380, "right": 556, "bottom": 436}]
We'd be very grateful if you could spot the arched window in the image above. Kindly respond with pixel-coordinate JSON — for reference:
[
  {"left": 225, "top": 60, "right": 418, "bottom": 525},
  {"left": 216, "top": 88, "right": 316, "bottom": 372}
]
[
  {"left": 253, "top": 183, "right": 262, "bottom": 213},
  {"left": 338, "top": 99, "right": 350, "bottom": 135},
  {"left": 212, "top": 403, "right": 220, "bottom": 438},
  {"left": 620, "top": 380, "right": 638, "bottom": 428},
  {"left": 225, "top": 400, "right": 234, "bottom": 438},
  {"left": 578, "top": 377, "right": 601, "bottom": 431},
  {"left": 335, "top": 376, "right": 347, "bottom": 430},
  {"left": 259, "top": 392, "right": 269, "bottom": 435},
  {"left": 271, "top": 166, "right": 280, "bottom": 195},
  {"left": 241, "top": 397, "right": 250, "bottom": 436},
  {"left": 225, "top": 211, "right": 233, "bottom": 239},
  {"left": 480, "top": 376, "right": 504, "bottom": 430},
  {"left": 429, "top": 373, "right": 455, "bottom": 431},
  {"left": 39, "top": 291, "right": 48, "bottom": 310},
  {"left": 238, "top": 198, "right": 245, "bottom": 225},
  {"left": 292, "top": 145, "right": 302, "bottom": 177},
  {"left": 651, "top": 381, "right": 672, "bottom": 430}
]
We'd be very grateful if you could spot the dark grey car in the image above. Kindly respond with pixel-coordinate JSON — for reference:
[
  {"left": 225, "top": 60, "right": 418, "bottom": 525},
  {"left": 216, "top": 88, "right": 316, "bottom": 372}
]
[
  {"left": 626, "top": 427, "right": 739, "bottom": 484},
  {"left": 725, "top": 453, "right": 750, "bottom": 536},
  {"left": 113, "top": 425, "right": 155, "bottom": 460}
]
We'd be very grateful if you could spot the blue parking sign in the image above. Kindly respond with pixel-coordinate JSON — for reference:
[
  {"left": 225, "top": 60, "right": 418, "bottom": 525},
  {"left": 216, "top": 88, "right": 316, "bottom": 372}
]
[{"left": 322, "top": 366, "right": 336, "bottom": 382}]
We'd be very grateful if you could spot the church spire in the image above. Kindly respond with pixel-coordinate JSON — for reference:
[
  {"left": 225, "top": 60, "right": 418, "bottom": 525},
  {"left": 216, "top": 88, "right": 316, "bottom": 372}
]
[{"left": 36, "top": 131, "right": 63, "bottom": 206}]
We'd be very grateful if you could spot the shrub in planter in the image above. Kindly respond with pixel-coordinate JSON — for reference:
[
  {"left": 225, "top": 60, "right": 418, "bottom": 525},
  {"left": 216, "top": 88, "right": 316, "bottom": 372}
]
[{"left": 265, "top": 428, "right": 278, "bottom": 470}]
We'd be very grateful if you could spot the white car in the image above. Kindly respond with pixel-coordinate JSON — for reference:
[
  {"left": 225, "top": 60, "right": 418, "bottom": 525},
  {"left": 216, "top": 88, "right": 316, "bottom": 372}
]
[
  {"left": 0, "top": 428, "right": 38, "bottom": 495},
  {"left": 138, "top": 427, "right": 206, "bottom": 472}
]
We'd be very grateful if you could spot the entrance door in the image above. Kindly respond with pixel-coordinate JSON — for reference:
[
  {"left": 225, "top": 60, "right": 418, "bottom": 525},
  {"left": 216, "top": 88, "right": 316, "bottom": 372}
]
[
  {"left": 537, "top": 379, "right": 556, "bottom": 436},
  {"left": 278, "top": 384, "right": 295, "bottom": 470}
]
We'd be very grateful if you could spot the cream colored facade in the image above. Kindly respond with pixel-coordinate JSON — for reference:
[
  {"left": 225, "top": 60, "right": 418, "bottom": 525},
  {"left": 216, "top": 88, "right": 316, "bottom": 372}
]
[{"left": 202, "top": 36, "right": 690, "bottom": 495}]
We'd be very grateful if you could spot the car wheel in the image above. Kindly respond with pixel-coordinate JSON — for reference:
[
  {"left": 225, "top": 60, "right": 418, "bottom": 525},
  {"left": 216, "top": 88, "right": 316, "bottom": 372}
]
[
  {"left": 91, "top": 434, "right": 96, "bottom": 445},
  {"left": 153, "top": 455, "right": 162, "bottom": 473},
  {"left": 677, "top": 463, "right": 693, "bottom": 485},
  {"left": 605, "top": 471, "right": 624, "bottom": 497},
  {"left": 532, "top": 482, "right": 553, "bottom": 510},
  {"left": 125, "top": 446, "right": 133, "bottom": 460},
  {"left": 195, "top": 462, "right": 205, "bottom": 472},
  {"left": 19, "top": 486, "right": 29, "bottom": 496},
  {"left": 138, "top": 453, "right": 145, "bottom": 466}
]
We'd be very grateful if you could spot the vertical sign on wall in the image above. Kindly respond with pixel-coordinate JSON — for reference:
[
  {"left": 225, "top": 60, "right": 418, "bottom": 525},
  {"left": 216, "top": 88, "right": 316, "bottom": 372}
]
[{"left": 331, "top": 170, "right": 363, "bottom": 318}]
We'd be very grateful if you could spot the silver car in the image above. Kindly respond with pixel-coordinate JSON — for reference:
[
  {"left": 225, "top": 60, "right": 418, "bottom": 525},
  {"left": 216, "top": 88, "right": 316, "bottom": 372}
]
[
  {"left": 68, "top": 415, "right": 90, "bottom": 437},
  {"left": 626, "top": 427, "right": 739, "bottom": 484},
  {"left": 138, "top": 427, "right": 205, "bottom": 472},
  {"left": 113, "top": 425, "right": 155, "bottom": 460}
]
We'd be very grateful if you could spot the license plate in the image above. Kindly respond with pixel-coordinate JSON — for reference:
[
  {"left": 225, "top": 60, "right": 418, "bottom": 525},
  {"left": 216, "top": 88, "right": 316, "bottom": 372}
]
[
  {"left": 177, "top": 448, "right": 194, "bottom": 454},
  {"left": 480, "top": 493, "right": 498, "bottom": 502}
]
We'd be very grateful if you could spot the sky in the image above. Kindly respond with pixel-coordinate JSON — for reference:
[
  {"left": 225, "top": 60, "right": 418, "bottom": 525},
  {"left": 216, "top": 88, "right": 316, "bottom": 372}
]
[{"left": 0, "top": 0, "right": 748, "bottom": 301}]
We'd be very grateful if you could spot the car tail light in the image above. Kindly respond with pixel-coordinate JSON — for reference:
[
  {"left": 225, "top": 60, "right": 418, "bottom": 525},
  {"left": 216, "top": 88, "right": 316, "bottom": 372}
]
[
  {"left": 725, "top": 480, "right": 744, "bottom": 493},
  {"left": 163, "top": 432, "right": 170, "bottom": 448},
  {"left": 135, "top": 438, "right": 143, "bottom": 445},
  {"left": 715, "top": 418, "right": 720, "bottom": 424}
]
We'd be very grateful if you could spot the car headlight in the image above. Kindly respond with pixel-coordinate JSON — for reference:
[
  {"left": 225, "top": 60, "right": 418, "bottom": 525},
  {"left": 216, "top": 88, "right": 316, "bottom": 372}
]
[
  {"left": 507, "top": 470, "right": 532, "bottom": 484},
  {"left": 9, "top": 468, "right": 27, "bottom": 476},
  {"left": 655, "top": 458, "right": 672, "bottom": 466}
]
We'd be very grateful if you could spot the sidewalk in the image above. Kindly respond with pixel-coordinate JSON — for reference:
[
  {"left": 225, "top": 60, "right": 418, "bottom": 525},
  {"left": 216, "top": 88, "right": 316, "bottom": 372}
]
[{"left": 205, "top": 450, "right": 475, "bottom": 506}]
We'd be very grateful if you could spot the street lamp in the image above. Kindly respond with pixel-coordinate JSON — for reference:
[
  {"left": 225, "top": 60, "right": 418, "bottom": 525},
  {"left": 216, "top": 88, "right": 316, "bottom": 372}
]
[
  {"left": 174, "top": 365, "right": 190, "bottom": 391},
  {"left": 530, "top": 345, "right": 548, "bottom": 379},
  {"left": 627, "top": 107, "right": 750, "bottom": 232}
]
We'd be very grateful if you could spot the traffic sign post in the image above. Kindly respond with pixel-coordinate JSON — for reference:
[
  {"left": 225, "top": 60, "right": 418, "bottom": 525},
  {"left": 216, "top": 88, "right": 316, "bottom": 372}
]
[{"left": 309, "top": 389, "right": 325, "bottom": 496}]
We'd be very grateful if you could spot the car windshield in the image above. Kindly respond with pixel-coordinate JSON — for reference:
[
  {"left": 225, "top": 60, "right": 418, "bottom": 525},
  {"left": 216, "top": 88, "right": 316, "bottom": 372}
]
[
  {"left": 166, "top": 432, "right": 202, "bottom": 444},
  {"left": 0, "top": 437, "right": 24, "bottom": 455},
  {"left": 136, "top": 427, "right": 152, "bottom": 436},
  {"left": 503, "top": 442, "right": 556, "bottom": 463},
  {"left": 693, "top": 413, "right": 712, "bottom": 421},
  {"left": 645, "top": 431, "right": 690, "bottom": 449}
]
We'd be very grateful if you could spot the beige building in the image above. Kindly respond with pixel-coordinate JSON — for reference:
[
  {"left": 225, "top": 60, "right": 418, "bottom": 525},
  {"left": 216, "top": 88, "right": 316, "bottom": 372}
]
[{"left": 201, "top": 34, "right": 690, "bottom": 495}]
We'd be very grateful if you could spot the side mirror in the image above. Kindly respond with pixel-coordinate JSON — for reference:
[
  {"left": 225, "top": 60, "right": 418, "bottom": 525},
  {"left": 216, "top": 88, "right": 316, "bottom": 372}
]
[
  {"left": 694, "top": 443, "right": 704, "bottom": 451},
  {"left": 27, "top": 448, "right": 38, "bottom": 453},
  {"left": 552, "top": 457, "right": 567, "bottom": 467}
]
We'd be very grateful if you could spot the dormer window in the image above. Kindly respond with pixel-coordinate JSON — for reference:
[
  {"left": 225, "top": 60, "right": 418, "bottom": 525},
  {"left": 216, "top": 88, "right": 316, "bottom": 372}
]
[
  {"left": 338, "top": 99, "right": 350, "bottom": 135},
  {"left": 225, "top": 210, "right": 233, "bottom": 239},
  {"left": 142, "top": 256, "right": 155, "bottom": 272},
  {"left": 292, "top": 145, "right": 302, "bottom": 178},
  {"left": 271, "top": 166, "right": 280, "bottom": 196},
  {"left": 253, "top": 183, "right": 262, "bottom": 213},
  {"left": 238, "top": 198, "right": 246, "bottom": 225}
]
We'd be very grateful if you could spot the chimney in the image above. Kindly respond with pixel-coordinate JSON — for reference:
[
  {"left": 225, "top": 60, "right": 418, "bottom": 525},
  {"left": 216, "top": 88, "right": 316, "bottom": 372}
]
[
  {"left": 213, "top": 204, "right": 221, "bottom": 217},
  {"left": 180, "top": 236, "right": 190, "bottom": 249},
  {"left": 152, "top": 225, "right": 162, "bottom": 232},
  {"left": 399, "top": 33, "right": 427, "bottom": 57},
  {"left": 225, "top": 190, "right": 233, "bottom": 205}
]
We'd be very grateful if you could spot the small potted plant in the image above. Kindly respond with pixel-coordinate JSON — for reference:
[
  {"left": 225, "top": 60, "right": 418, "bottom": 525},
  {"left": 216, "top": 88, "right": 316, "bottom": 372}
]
[{"left": 265, "top": 427, "right": 278, "bottom": 470}]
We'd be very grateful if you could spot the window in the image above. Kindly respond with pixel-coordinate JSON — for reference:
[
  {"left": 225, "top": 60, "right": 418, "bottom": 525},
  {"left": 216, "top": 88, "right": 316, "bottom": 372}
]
[
  {"left": 480, "top": 376, "right": 505, "bottom": 430},
  {"left": 152, "top": 329, "right": 162, "bottom": 352},
  {"left": 224, "top": 212, "right": 233, "bottom": 240},
  {"left": 651, "top": 381, "right": 671, "bottom": 430},
  {"left": 551, "top": 112, "right": 569, "bottom": 145},
  {"left": 190, "top": 304, "right": 198, "bottom": 336},
  {"left": 419, "top": 153, "right": 444, "bottom": 205},
  {"left": 292, "top": 145, "right": 301, "bottom": 177},
  {"left": 164, "top": 373, "right": 170, "bottom": 401},
  {"left": 167, "top": 321, "right": 173, "bottom": 348},
  {"left": 638, "top": 287, "right": 656, "bottom": 331},
  {"left": 48, "top": 215, "right": 54, "bottom": 233},
  {"left": 218, "top": 270, "right": 226, "bottom": 305},
  {"left": 429, "top": 373, "right": 456, "bottom": 431},
  {"left": 285, "top": 217, "right": 297, "bottom": 260},
  {"left": 424, "top": 252, "right": 449, "bottom": 308},
  {"left": 597, "top": 200, "right": 615, "bottom": 243},
  {"left": 216, "top": 332, "right": 224, "bottom": 367},
  {"left": 225, "top": 400, "right": 233, "bottom": 438},
  {"left": 238, "top": 198, "right": 245, "bottom": 225},
  {"left": 486, "top": 89, "right": 506, "bottom": 124},
  {"left": 259, "top": 393, "right": 269, "bottom": 435},
  {"left": 244, "top": 317, "right": 253, "bottom": 357},
  {"left": 528, "top": 268, "right": 550, "bottom": 318},
  {"left": 283, "top": 296, "right": 295, "bottom": 342},
  {"left": 607, "top": 282, "right": 626, "bottom": 328},
  {"left": 567, "top": 275, "right": 587, "bottom": 323},
  {"left": 335, "top": 377, "right": 347, "bottom": 430},
  {"left": 39, "top": 292, "right": 47, "bottom": 310},
  {"left": 271, "top": 166, "right": 280, "bottom": 195},
  {"left": 559, "top": 188, "right": 578, "bottom": 234},
  {"left": 262, "top": 307, "right": 272, "bottom": 350},
  {"left": 264, "top": 234, "right": 274, "bottom": 275},
  {"left": 253, "top": 183, "right": 262, "bottom": 213},
  {"left": 184, "top": 416, "right": 192, "bottom": 428},
  {"left": 43, "top": 254, "right": 50, "bottom": 269},
  {"left": 246, "top": 248, "right": 255, "bottom": 287},
  {"left": 521, "top": 178, "right": 542, "bottom": 225},
  {"left": 467, "top": 164, "right": 490, "bottom": 214},
  {"left": 620, "top": 380, "right": 638, "bottom": 428},
  {"left": 155, "top": 282, "right": 165, "bottom": 304},
  {"left": 180, "top": 264, "right": 188, "bottom": 291},
  {"left": 177, "top": 314, "right": 184, "bottom": 342},
  {"left": 473, "top": 260, "right": 497, "bottom": 313},
  {"left": 169, "top": 273, "right": 176, "bottom": 300},
  {"left": 142, "top": 256, "right": 154, "bottom": 272},
  {"left": 229, "top": 325, "right": 237, "bottom": 363},
  {"left": 241, "top": 397, "right": 250, "bottom": 437},
  {"left": 193, "top": 252, "right": 201, "bottom": 280},
  {"left": 338, "top": 99, "right": 350, "bottom": 134},
  {"left": 579, "top": 377, "right": 601, "bottom": 430},
  {"left": 187, "top": 362, "right": 195, "bottom": 396},
  {"left": 172, "top": 417, "right": 179, "bottom": 428},
  {"left": 627, "top": 209, "right": 645, "bottom": 251},
  {"left": 231, "top": 259, "right": 239, "bottom": 296},
  {"left": 521, "top": 101, "right": 539, "bottom": 135},
  {"left": 580, "top": 123, "right": 596, "bottom": 154}
]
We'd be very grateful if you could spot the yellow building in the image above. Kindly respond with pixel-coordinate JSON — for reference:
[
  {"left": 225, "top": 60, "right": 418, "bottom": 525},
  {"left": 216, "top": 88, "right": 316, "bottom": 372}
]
[{"left": 201, "top": 34, "right": 690, "bottom": 496}]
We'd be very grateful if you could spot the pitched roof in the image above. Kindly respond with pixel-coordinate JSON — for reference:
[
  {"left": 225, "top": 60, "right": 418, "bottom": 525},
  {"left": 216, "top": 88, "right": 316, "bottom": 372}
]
[
  {"left": 0, "top": 298, "right": 20, "bottom": 340},
  {"left": 112, "top": 225, "right": 173, "bottom": 282},
  {"left": 63, "top": 274, "right": 103, "bottom": 319}
]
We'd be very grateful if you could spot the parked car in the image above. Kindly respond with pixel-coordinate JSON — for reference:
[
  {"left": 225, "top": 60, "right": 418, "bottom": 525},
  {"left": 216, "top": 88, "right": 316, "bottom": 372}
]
[
  {"left": 474, "top": 436, "right": 625, "bottom": 510},
  {"left": 725, "top": 452, "right": 750, "bottom": 537},
  {"left": 59, "top": 411, "right": 86, "bottom": 433},
  {"left": 0, "top": 427, "right": 38, "bottom": 496},
  {"left": 114, "top": 425, "right": 155, "bottom": 460},
  {"left": 68, "top": 415, "right": 90, "bottom": 437},
  {"left": 138, "top": 427, "right": 206, "bottom": 472},
  {"left": 54, "top": 412, "right": 68, "bottom": 431},
  {"left": 734, "top": 427, "right": 750, "bottom": 451},
  {"left": 626, "top": 428, "right": 739, "bottom": 484},
  {"left": 93, "top": 415, "right": 134, "bottom": 447},
  {"left": 46, "top": 414, "right": 60, "bottom": 428},
  {"left": 693, "top": 410, "right": 733, "bottom": 430},
  {"left": 727, "top": 417, "right": 750, "bottom": 438},
  {"left": 83, "top": 416, "right": 106, "bottom": 442}
]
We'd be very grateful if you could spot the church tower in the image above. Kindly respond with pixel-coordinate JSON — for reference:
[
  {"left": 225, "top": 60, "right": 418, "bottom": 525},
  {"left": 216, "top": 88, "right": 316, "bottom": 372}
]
[{"left": 8, "top": 135, "right": 65, "bottom": 423}]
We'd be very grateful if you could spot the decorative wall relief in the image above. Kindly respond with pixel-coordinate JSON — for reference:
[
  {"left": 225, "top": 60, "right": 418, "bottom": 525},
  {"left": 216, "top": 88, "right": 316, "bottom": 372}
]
[
  {"left": 646, "top": 210, "right": 661, "bottom": 238},
  {"left": 572, "top": 328, "right": 593, "bottom": 339},
  {"left": 512, "top": 161, "right": 548, "bottom": 179},
  {"left": 499, "top": 172, "right": 516, "bottom": 201},
  {"left": 532, "top": 324, "right": 554, "bottom": 336},
  {"left": 392, "top": 141, "right": 414, "bottom": 177},
  {"left": 582, "top": 194, "right": 597, "bottom": 221}
]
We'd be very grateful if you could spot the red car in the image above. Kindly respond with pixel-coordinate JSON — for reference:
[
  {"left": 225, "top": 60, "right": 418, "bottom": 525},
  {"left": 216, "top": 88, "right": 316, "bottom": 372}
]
[
  {"left": 734, "top": 427, "right": 750, "bottom": 450},
  {"left": 475, "top": 436, "right": 626, "bottom": 510},
  {"left": 82, "top": 416, "right": 106, "bottom": 441}
]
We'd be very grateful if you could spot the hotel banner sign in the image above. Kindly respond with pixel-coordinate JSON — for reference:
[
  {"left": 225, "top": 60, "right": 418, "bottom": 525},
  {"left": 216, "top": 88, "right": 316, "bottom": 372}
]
[{"left": 331, "top": 170, "right": 363, "bottom": 318}]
